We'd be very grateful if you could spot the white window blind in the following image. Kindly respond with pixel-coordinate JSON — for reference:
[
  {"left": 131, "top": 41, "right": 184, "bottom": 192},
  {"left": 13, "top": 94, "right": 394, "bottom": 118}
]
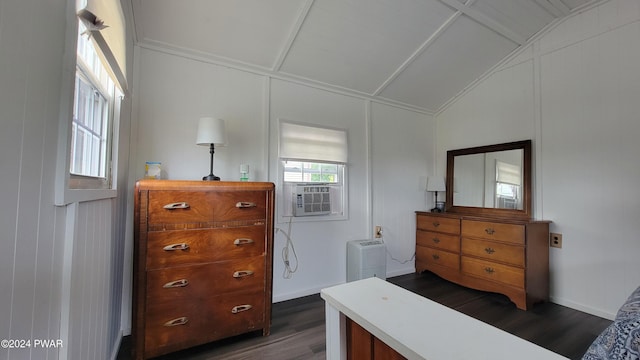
[
  {"left": 496, "top": 161, "right": 521, "bottom": 185},
  {"left": 77, "top": 0, "right": 127, "bottom": 92},
  {"left": 279, "top": 121, "right": 348, "bottom": 163}
]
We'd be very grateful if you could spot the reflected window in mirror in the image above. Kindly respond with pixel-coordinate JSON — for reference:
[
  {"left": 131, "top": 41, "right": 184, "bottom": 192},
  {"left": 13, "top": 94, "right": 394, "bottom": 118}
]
[
  {"left": 495, "top": 160, "right": 522, "bottom": 210},
  {"left": 446, "top": 140, "right": 531, "bottom": 219}
]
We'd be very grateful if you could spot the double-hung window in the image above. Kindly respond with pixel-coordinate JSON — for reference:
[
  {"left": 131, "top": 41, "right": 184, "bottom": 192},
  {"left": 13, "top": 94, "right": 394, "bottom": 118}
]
[
  {"left": 57, "top": 0, "right": 127, "bottom": 201},
  {"left": 70, "top": 22, "right": 118, "bottom": 188},
  {"left": 279, "top": 121, "right": 348, "bottom": 220}
]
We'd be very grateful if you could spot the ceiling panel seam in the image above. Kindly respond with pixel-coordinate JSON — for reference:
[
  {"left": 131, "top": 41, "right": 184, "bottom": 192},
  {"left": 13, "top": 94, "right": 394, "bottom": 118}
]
[
  {"left": 137, "top": 40, "right": 434, "bottom": 116},
  {"left": 433, "top": 0, "right": 595, "bottom": 117},
  {"left": 271, "top": 0, "right": 314, "bottom": 72},
  {"left": 548, "top": 0, "right": 572, "bottom": 15},
  {"left": 438, "top": 0, "right": 527, "bottom": 45},
  {"left": 533, "top": 0, "right": 567, "bottom": 17},
  {"left": 373, "top": 9, "right": 463, "bottom": 96}
]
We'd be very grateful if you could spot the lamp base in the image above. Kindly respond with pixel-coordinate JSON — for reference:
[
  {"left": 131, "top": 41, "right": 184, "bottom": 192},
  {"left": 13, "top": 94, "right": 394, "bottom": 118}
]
[
  {"left": 431, "top": 201, "right": 445, "bottom": 213},
  {"left": 202, "top": 174, "right": 220, "bottom": 181}
]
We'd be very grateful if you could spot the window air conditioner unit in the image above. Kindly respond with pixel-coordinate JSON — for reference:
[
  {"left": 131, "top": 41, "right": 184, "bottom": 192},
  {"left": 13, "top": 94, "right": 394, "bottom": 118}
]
[{"left": 294, "top": 185, "right": 331, "bottom": 216}]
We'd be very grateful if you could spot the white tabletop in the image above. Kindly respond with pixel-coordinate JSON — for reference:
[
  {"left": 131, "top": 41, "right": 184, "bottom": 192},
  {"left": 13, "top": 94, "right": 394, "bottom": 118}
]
[{"left": 320, "top": 277, "right": 568, "bottom": 360}]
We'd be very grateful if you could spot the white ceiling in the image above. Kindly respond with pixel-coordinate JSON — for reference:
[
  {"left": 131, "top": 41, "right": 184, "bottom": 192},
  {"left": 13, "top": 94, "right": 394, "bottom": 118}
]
[{"left": 130, "top": 0, "right": 596, "bottom": 114}]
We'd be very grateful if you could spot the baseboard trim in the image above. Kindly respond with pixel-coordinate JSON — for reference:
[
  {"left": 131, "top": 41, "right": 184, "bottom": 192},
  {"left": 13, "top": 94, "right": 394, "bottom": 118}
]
[
  {"left": 549, "top": 296, "right": 615, "bottom": 321},
  {"left": 273, "top": 270, "right": 417, "bottom": 303}
]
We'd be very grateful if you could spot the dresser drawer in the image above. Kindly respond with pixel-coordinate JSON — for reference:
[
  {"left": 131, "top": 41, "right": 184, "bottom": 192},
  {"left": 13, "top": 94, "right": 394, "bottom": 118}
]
[
  {"left": 417, "top": 230, "right": 460, "bottom": 252},
  {"left": 416, "top": 246, "right": 459, "bottom": 270},
  {"left": 212, "top": 191, "right": 266, "bottom": 221},
  {"left": 461, "top": 220, "right": 525, "bottom": 245},
  {"left": 148, "top": 191, "right": 213, "bottom": 225},
  {"left": 144, "top": 289, "right": 265, "bottom": 355},
  {"left": 146, "top": 256, "right": 265, "bottom": 301},
  {"left": 417, "top": 215, "right": 460, "bottom": 234},
  {"left": 146, "top": 226, "right": 266, "bottom": 270},
  {"left": 461, "top": 257, "right": 524, "bottom": 288},
  {"left": 461, "top": 238, "right": 524, "bottom": 267}
]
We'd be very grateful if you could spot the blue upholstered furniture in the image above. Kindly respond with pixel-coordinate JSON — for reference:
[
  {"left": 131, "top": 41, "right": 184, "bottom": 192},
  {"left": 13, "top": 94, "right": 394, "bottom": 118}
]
[{"left": 582, "top": 286, "right": 640, "bottom": 360}]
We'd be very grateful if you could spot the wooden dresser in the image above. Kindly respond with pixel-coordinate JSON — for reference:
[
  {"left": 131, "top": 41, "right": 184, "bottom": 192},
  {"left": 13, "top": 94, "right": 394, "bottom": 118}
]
[
  {"left": 133, "top": 180, "right": 275, "bottom": 359},
  {"left": 415, "top": 211, "right": 549, "bottom": 310}
]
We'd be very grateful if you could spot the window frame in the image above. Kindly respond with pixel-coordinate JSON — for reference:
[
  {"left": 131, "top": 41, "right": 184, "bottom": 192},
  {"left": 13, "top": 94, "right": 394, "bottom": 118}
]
[
  {"left": 68, "top": 55, "right": 115, "bottom": 188},
  {"left": 277, "top": 118, "right": 349, "bottom": 223},
  {"left": 55, "top": 4, "right": 121, "bottom": 205},
  {"left": 278, "top": 160, "right": 348, "bottom": 223}
]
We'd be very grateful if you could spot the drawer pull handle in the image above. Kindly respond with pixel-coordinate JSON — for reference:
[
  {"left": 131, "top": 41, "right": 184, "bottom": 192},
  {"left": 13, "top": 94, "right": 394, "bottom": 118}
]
[
  {"left": 163, "top": 279, "right": 189, "bottom": 288},
  {"left": 163, "top": 202, "right": 190, "bottom": 210},
  {"left": 484, "top": 267, "right": 495, "bottom": 274},
  {"left": 164, "top": 317, "right": 188, "bottom": 327},
  {"left": 231, "top": 304, "right": 253, "bottom": 314},
  {"left": 163, "top": 243, "right": 190, "bottom": 251},
  {"left": 485, "top": 228, "right": 495, "bottom": 235},
  {"left": 432, "top": 222, "right": 440, "bottom": 227},
  {"left": 233, "top": 270, "right": 254, "bottom": 278},
  {"left": 233, "top": 238, "right": 255, "bottom": 246},
  {"left": 236, "top": 201, "right": 257, "bottom": 208},
  {"left": 432, "top": 237, "right": 441, "bottom": 244},
  {"left": 484, "top": 247, "right": 496, "bottom": 254},
  {"left": 432, "top": 254, "right": 440, "bottom": 260}
]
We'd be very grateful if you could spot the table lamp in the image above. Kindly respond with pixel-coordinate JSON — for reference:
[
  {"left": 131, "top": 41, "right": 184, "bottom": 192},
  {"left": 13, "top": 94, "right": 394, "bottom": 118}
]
[
  {"left": 196, "top": 117, "right": 227, "bottom": 181},
  {"left": 427, "top": 176, "right": 446, "bottom": 212}
]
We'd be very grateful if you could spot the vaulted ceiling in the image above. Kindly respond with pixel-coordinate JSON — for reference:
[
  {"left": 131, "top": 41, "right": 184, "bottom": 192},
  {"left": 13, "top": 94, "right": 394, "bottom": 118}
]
[{"left": 130, "top": 0, "right": 596, "bottom": 114}]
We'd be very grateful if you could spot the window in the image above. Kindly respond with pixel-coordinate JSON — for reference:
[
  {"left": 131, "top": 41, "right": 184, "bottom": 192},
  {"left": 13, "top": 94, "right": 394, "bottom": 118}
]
[
  {"left": 279, "top": 121, "right": 348, "bottom": 219},
  {"left": 283, "top": 161, "right": 340, "bottom": 183},
  {"left": 56, "top": 0, "right": 127, "bottom": 204},
  {"left": 70, "top": 23, "right": 116, "bottom": 185},
  {"left": 495, "top": 160, "right": 522, "bottom": 210}
]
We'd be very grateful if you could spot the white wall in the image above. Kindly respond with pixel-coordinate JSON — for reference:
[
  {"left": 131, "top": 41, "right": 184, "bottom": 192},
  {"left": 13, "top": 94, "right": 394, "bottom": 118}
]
[
  {"left": 0, "top": 1, "right": 68, "bottom": 359},
  {"left": 0, "top": 0, "right": 134, "bottom": 359},
  {"left": 135, "top": 50, "right": 269, "bottom": 182},
  {"left": 371, "top": 102, "right": 434, "bottom": 276},
  {"left": 133, "top": 47, "right": 434, "bottom": 305},
  {"left": 436, "top": 0, "right": 640, "bottom": 319}
]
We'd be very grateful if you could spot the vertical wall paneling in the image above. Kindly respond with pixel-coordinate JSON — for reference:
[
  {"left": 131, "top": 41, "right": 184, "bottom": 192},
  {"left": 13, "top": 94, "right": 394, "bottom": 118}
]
[
  {"left": 365, "top": 100, "right": 374, "bottom": 239},
  {"left": 0, "top": 0, "right": 71, "bottom": 359},
  {"left": 532, "top": 41, "right": 544, "bottom": 220},
  {"left": 436, "top": 0, "right": 640, "bottom": 319},
  {"left": 1, "top": 0, "right": 131, "bottom": 358},
  {"left": 135, "top": 44, "right": 435, "bottom": 303},
  {"left": 135, "top": 49, "right": 267, "bottom": 182},
  {"left": 268, "top": 79, "right": 369, "bottom": 301},
  {"left": 121, "top": 45, "right": 145, "bottom": 337},
  {"left": 61, "top": 200, "right": 115, "bottom": 359},
  {"left": 263, "top": 77, "right": 272, "bottom": 181},
  {"left": 59, "top": 202, "right": 78, "bottom": 360},
  {"left": 370, "top": 102, "right": 434, "bottom": 277},
  {"left": 539, "top": 6, "right": 640, "bottom": 317}
]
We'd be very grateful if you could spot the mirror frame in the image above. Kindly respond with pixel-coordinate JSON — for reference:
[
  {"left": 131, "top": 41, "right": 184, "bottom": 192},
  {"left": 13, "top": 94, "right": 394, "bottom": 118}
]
[{"left": 445, "top": 140, "right": 532, "bottom": 219}]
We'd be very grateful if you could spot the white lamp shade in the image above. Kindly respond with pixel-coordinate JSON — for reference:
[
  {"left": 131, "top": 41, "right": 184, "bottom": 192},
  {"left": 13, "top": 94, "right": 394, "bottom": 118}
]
[
  {"left": 426, "top": 176, "right": 446, "bottom": 192},
  {"left": 196, "top": 117, "right": 227, "bottom": 146}
]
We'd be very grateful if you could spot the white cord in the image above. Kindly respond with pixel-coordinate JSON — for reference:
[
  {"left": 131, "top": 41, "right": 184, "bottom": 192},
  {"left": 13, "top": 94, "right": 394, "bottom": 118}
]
[
  {"left": 387, "top": 248, "right": 416, "bottom": 264},
  {"left": 379, "top": 235, "right": 416, "bottom": 265},
  {"left": 278, "top": 217, "right": 299, "bottom": 279}
]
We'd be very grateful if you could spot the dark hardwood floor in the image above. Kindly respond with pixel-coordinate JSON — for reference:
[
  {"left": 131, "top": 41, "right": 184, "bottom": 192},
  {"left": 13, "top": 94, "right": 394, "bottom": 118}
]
[{"left": 118, "top": 272, "right": 611, "bottom": 360}]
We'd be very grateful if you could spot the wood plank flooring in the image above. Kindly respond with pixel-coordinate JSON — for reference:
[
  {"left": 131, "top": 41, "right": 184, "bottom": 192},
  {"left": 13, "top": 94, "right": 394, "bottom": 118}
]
[{"left": 118, "top": 272, "right": 611, "bottom": 360}]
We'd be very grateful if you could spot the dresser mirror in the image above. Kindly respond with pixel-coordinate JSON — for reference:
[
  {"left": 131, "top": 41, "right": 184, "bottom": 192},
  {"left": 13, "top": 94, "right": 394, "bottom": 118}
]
[{"left": 445, "top": 140, "right": 531, "bottom": 219}]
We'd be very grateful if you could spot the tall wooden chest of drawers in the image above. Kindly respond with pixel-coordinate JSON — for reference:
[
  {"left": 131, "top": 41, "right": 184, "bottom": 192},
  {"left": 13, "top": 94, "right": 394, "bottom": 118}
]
[
  {"left": 416, "top": 212, "right": 549, "bottom": 310},
  {"left": 133, "top": 180, "right": 275, "bottom": 359}
]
